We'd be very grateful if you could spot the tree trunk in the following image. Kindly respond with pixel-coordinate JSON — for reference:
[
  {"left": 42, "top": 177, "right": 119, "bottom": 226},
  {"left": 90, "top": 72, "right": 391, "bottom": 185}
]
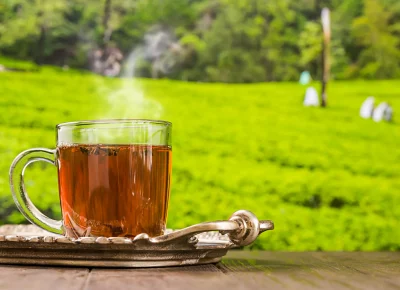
[
  {"left": 320, "top": 8, "right": 331, "bottom": 108},
  {"left": 321, "top": 44, "right": 327, "bottom": 107},
  {"left": 35, "top": 25, "right": 46, "bottom": 65},
  {"left": 102, "top": 0, "right": 112, "bottom": 47}
]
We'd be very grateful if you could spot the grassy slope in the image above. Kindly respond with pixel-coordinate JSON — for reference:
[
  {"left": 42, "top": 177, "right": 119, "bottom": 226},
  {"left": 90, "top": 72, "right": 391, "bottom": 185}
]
[{"left": 0, "top": 65, "right": 400, "bottom": 250}]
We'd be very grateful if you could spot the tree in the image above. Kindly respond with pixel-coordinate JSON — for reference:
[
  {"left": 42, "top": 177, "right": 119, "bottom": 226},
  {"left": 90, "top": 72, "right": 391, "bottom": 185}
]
[
  {"left": 0, "top": 0, "right": 68, "bottom": 64},
  {"left": 261, "top": 0, "right": 303, "bottom": 81},
  {"left": 299, "top": 21, "right": 322, "bottom": 77},
  {"left": 198, "top": 1, "right": 266, "bottom": 82},
  {"left": 352, "top": 0, "right": 400, "bottom": 78},
  {"left": 101, "top": 0, "right": 137, "bottom": 47},
  {"left": 1, "top": 0, "right": 400, "bottom": 82}
]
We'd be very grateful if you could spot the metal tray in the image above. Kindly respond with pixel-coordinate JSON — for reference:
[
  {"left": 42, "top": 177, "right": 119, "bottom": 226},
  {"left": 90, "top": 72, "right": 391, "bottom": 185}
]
[{"left": 0, "top": 210, "right": 273, "bottom": 268}]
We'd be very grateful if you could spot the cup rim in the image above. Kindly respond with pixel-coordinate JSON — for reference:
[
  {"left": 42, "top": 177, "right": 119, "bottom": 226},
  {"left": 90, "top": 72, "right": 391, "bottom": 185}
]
[{"left": 56, "top": 119, "right": 172, "bottom": 129}]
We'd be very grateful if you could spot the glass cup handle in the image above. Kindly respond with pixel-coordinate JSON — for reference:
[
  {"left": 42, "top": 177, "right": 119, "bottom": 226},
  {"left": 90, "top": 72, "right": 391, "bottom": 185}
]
[{"left": 9, "top": 148, "right": 63, "bottom": 235}]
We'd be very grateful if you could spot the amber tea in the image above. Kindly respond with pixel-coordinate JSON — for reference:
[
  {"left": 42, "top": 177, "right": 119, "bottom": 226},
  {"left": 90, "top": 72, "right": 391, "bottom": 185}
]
[{"left": 57, "top": 144, "right": 172, "bottom": 237}]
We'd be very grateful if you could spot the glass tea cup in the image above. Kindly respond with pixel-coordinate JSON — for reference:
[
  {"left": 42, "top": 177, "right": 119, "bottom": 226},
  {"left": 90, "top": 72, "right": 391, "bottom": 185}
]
[{"left": 9, "top": 119, "right": 172, "bottom": 238}]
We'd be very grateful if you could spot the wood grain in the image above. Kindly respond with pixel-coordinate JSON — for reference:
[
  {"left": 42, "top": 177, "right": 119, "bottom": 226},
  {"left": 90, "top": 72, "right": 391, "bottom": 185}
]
[
  {"left": 221, "top": 251, "right": 400, "bottom": 290},
  {"left": 0, "top": 252, "right": 399, "bottom": 290},
  {"left": 0, "top": 265, "right": 89, "bottom": 290},
  {"left": 85, "top": 265, "right": 266, "bottom": 290}
]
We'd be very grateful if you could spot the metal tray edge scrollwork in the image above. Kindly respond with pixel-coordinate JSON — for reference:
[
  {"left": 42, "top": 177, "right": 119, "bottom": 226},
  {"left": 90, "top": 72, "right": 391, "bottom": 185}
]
[{"left": 0, "top": 210, "right": 274, "bottom": 268}]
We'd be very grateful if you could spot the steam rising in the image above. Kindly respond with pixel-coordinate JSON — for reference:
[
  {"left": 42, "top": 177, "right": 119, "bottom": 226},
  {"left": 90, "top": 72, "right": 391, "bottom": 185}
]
[
  {"left": 97, "top": 29, "right": 180, "bottom": 120},
  {"left": 100, "top": 49, "right": 163, "bottom": 120}
]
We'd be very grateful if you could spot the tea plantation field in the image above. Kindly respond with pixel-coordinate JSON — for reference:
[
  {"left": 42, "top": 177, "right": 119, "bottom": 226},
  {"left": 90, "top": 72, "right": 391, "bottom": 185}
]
[{"left": 1, "top": 58, "right": 400, "bottom": 250}]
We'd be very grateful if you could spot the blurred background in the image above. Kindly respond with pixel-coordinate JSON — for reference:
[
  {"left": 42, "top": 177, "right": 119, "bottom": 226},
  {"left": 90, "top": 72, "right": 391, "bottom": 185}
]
[{"left": 0, "top": 0, "right": 399, "bottom": 250}]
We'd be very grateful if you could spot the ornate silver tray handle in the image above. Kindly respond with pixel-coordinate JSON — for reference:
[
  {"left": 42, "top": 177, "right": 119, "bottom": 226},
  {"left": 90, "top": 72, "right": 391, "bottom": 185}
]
[{"left": 139, "top": 210, "right": 274, "bottom": 250}]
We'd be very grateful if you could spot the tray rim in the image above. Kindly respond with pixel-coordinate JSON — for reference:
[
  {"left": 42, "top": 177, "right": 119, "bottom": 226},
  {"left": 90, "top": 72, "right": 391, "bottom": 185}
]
[
  {"left": 0, "top": 226, "right": 229, "bottom": 268},
  {"left": 0, "top": 210, "right": 273, "bottom": 268},
  {"left": 0, "top": 257, "right": 223, "bottom": 268}
]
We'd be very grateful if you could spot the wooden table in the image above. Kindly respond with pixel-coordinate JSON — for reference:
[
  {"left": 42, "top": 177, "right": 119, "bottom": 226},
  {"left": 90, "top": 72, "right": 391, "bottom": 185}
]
[{"left": 0, "top": 251, "right": 399, "bottom": 290}]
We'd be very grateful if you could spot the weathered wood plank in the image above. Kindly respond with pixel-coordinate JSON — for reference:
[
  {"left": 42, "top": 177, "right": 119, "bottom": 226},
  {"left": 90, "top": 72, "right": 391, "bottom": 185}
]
[
  {"left": 85, "top": 264, "right": 223, "bottom": 290},
  {"left": 0, "top": 265, "right": 89, "bottom": 290},
  {"left": 85, "top": 265, "right": 265, "bottom": 290},
  {"left": 84, "top": 252, "right": 400, "bottom": 290},
  {"left": 221, "top": 251, "right": 400, "bottom": 290},
  {"left": 0, "top": 252, "right": 399, "bottom": 290}
]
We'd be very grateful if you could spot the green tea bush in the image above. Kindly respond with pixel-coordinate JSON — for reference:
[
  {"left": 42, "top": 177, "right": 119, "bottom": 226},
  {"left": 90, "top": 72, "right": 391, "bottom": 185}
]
[{"left": 1, "top": 61, "right": 399, "bottom": 250}]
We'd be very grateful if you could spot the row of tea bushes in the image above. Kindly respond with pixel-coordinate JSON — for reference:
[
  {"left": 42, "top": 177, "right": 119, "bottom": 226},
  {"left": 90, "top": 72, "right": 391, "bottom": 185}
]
[{"left": 1, "top": 60, "right": 399, "bottom": 250}]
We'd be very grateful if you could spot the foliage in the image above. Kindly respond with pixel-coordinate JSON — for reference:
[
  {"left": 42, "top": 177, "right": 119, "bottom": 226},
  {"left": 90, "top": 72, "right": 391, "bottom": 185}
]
[
  {"left": 352, "top": 0, "right": 400, "bottom": 79},
  {"left": 1, "top": 60, "right": 400, "bottom": 250},
  {"left": 1, "top": 0, "right": 400, "bottom": 81},
  {"left": 0, "top": 0, "right": 68, "bottom": 63},
  {"left": 299, "top": 21, "right": 322, "bottom": 73}
]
